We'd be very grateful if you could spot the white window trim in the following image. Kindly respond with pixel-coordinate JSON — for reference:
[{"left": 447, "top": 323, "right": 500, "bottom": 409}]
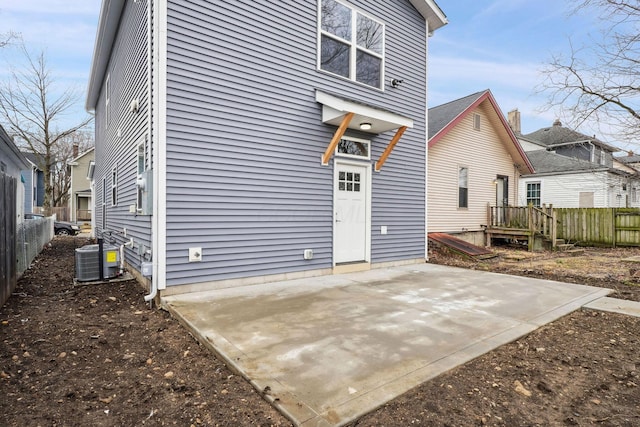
[
  {"left": 111, "top": 167, "right": 118, "bottom": 207},
  {"left": 136, "top": 139, "right": 147, "bottom": 212},
  {"left": 334, "top": 136, "right": 371, "bottom": 160},
  {"left": 317, "top": 0, "right": 386, "bottom": 90},
  {"left": 105, "top": 73, "right": 111, "bottom": 127},
  {"left": 458, "top": 165, "right": 469, "bottom": 209},
  {"left": 102, "top": 176, "right": 107, "bottom": 230},
  {"left": 473, "top": 113, "right": 481, "bottom": 131},
  {"left": 526, "top": 181, "right": 542, "bottom": 207}
]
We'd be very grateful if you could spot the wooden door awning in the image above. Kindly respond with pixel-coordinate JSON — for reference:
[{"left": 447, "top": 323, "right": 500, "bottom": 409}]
[{"left": 316, "top": 90, "right": 414, "bottom": 169}]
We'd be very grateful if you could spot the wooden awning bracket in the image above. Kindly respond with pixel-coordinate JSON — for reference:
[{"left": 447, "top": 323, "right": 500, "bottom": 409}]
[
  {"left": 375, "top": 126, "right": 407, "bottom": 171},
  {"left": 321, "top": 112, "right": 354, "bottom": 165}
]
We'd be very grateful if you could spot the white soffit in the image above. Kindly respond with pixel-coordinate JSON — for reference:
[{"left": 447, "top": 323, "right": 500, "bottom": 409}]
[{"left": 316, "top": 90, "right": 413, "bottom": 134}]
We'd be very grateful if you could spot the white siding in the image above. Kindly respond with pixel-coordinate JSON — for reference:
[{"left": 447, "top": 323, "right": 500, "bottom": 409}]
[
  {"left": 518, "top": 138, "right": 544, "bottom": 152},
  {"left": 428, "top": 103, "right": 520, "bottom": 233},
  {"left": 519, "top": 171, "right": 613, "bottom": 208}
]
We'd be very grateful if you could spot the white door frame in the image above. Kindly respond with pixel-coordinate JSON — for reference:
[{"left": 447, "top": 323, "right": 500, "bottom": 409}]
[{"left": 333, "top": 159, "right": 372, "bottom": 266}]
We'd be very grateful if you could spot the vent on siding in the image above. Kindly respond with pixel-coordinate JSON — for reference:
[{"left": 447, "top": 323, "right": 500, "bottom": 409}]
[{"left": 473, "top": 114, "right": 481, "bottom": 131}]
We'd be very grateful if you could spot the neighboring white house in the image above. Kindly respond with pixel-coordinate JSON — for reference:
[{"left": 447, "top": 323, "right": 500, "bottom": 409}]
[{"left": 508, "top": 115, "right": 640, "bottom": 208}]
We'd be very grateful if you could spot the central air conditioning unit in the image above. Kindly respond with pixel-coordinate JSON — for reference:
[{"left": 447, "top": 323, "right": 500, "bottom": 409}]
[{"left": 75, "top": 244, "right": 120, "bottom": 282}]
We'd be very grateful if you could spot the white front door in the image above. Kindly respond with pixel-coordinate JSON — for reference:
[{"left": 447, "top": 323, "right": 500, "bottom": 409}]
[{"left": 334, "top": 163, "right": 369, "bottom": 264}]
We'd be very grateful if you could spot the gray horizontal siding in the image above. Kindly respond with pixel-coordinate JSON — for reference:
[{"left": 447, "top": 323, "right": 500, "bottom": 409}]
[
  {"left": 93, "top": 0, "right": 152, "bottom": 272},
  {"left": 164, "top": 0, "right": 426, "bottom": 286}
]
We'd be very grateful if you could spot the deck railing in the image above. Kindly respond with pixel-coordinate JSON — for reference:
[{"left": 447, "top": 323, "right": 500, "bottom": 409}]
[{"left": 487, "top": 204, "right": 557, "bottom": 249}]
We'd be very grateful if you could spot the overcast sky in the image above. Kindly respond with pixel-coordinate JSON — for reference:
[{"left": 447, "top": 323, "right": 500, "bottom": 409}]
[{"left": 0, "top": 1, "right": 621, "bottom": 148}]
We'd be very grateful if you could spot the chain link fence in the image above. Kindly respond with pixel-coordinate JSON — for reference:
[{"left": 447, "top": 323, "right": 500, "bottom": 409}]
[{"left": 17, "top": 218, "right": 54, "bottom": 276}]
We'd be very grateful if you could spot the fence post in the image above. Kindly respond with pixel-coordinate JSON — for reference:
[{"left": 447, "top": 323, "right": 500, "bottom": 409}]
[
  {"left": 551, "top": 210, "right": 557, "bottom": 249},
  {"left": 528, "top": 204, "right": 534, "bottom": 251},
  {"left": 612, "top": 208, "right": 617, "bottom": 248}
]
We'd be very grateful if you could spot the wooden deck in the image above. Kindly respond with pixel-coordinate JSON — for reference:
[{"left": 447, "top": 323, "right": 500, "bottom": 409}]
[{"left": 486, "top": 205, "right": 557, "bottom": 251}]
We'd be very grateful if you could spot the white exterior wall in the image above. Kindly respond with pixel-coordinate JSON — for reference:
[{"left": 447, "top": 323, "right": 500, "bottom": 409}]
[
  {"left": 517, "top": 138, "right": 544, "bottom": 152},
  {"left": 519, "top": 171, "right": 616, "bottom": 208},
  {"left": 428, "top": 104, "right": 520, "bottom": 233}
]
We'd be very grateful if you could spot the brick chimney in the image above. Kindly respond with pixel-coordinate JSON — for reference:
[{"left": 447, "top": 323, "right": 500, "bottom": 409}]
[
  {"left": 72, "top": 143, "right": 79, "bottom": 158},
  {"left": 507, "top": 109, "right": 521, "bottom": 135}
]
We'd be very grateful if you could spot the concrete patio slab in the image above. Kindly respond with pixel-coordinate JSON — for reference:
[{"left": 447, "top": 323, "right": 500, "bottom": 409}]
[
  {"left": 584, "top": 296, "right": 640, "bottom": 317},
  {"left": 162, "top": 263, "right": 610, "bottom": 427}
]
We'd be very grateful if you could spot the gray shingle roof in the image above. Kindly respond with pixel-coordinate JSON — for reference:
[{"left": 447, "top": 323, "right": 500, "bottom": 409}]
[
  {"left": 428, "top": 90, "right": 487, "bottom": 139},
  {"left": 616, "top": 154, "right": 640, "bottom": 164},
  {"left": 522, "top": 120, "right": 616, "bottom": 152},
  {"left": 524, "top": 149, "right": 609, "bottom": 175}
]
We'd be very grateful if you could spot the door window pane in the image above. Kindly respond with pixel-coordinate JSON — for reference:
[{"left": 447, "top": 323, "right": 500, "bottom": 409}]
[{"left": 338, "top": 171, "right": 362, "bottom": 192}]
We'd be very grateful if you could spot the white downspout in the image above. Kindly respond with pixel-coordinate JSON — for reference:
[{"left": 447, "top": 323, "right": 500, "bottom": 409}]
[
  {"left": 144, "top": 0, "right": 157, "bottom": 303},
  {"left": 145, "top": 0, "right": 167, "bottom": 304}
]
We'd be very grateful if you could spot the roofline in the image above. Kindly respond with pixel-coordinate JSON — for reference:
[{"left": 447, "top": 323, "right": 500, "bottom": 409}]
[
  {"left": 546, "top": 138, "right": 619, "bottom": 153},
  {"left": 521, "top": 167, "right": 610, "bottom": 178},
  {"left": 409, "top": 0, "right": 448, "bottom": 31},
  {"left": 86, "top": 0, "right": 126, "bottom": 111},
  {"left": 72, "top": 146, "right": 96, "bottom": 163},
  {"left": 428, "top": 90, "right": 535, "bottom": 174},
  {"left": 0, "top": 125, "right": 29, "bottom": 170},
  {"left": 85, "top": 1, "right": 447, "bottom": 111}
]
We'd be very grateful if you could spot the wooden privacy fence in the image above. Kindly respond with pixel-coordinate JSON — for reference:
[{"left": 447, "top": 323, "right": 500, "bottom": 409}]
[
  {"left": 1, "top": 173, "right": 18, "bottom": 307},
  {"left": 33, "top": 206, "right": 70, "bottom": 221},
  {"left": 555, "top": 208, "right": 640, "bottom": 247}
]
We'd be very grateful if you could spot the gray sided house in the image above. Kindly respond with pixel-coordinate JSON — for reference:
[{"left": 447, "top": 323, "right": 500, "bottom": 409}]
[
  {"left": 1, "top": 125, "right": 29, "bottom": 223},
  {"left": 20, "top": 152, "right": 45, "bottom": 214},
  {"left": 86, "top": 0, "right": 447, "bottom": 298}
]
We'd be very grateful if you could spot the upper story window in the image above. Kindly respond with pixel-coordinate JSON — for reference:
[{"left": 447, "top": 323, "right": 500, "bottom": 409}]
[{"left": 319, "top": 0, "right": 384, "bottom": 89}]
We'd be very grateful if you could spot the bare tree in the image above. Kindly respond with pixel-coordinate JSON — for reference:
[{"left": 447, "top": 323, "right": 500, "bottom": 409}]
[
  {"left": 0, "top": 46, "right": 93, "bottom": 209},
  {"left": 50, "top": 130, "right": 94, "bottom": 207},
  {"left": 538, "top": 0, "right": 640, "bottom": 145},
  {"left": 0, "top": 31, "right": 20, "bottom": 48}
]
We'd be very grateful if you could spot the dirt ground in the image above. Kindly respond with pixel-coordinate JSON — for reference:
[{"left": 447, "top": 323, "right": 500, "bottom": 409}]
[{"left": 1, "top": 238, "right": 639, "bottom": 426}]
